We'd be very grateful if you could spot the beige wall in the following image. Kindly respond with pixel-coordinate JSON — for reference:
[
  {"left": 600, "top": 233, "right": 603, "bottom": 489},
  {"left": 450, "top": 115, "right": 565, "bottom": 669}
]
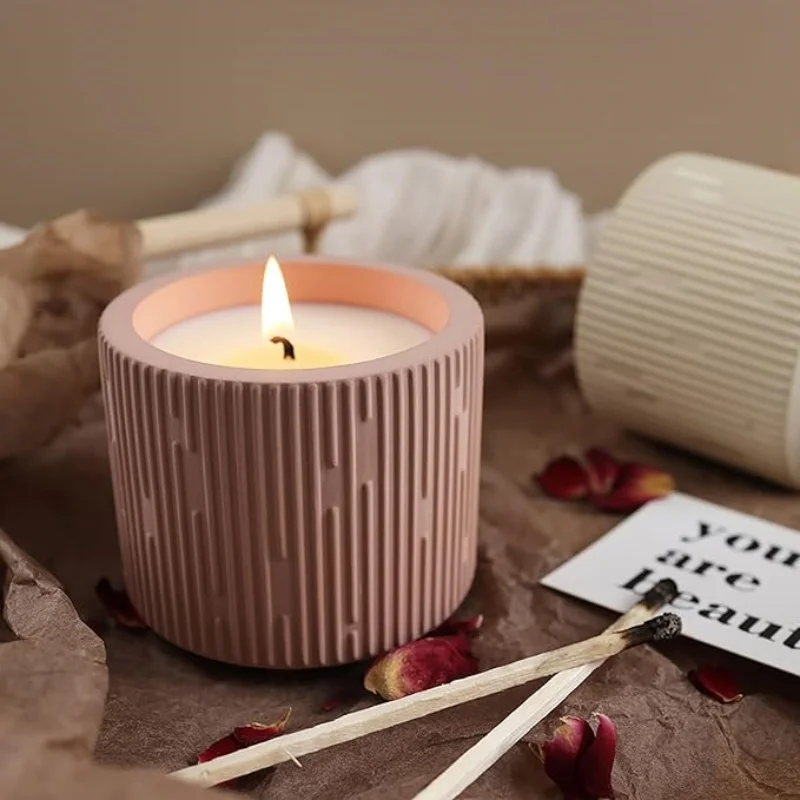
[{"left": 0, "top": 1, "right": 798, "bottom": 226}]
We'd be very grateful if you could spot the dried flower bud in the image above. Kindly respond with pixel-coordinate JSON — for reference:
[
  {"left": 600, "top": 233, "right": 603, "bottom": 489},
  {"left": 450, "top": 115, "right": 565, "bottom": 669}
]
[
  {"left": 540, "top": 716, "right": 593, "bottom": 799},
  {"left": 364, "top": 634, "right": 479, "bottom": 701},
  {"left": 689, "top": 664, "right": 744, "bottom": 703},
  {"left": 578, "top": 714, "right": 617, "bottom": 799},
  {"left": 536, "top": 713, "right": 618, "bottom": 800}
]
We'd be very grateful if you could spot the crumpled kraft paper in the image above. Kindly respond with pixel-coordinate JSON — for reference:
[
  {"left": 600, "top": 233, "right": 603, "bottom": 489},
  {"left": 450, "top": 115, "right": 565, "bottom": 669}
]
[
  {"left": 1, "top": 351, "right": 799, "bottom": 799},
  {"left": 0, "top": 210, "right": 141, "bottom": 462},
  {"left": 0, "top": 214, "right": 796, "bottom": 799},
  {"left": 0, "top": 525, "right": 106, "bottom": 755}
]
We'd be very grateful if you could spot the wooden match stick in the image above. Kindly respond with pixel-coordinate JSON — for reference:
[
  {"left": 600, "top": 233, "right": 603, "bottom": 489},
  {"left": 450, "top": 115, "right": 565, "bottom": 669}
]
[
  {"left": 138, "top": 185, "right": 357, "bottom": 259},
  {"left": 170, "top": 608, "right": 680, "bottom": 788},
  {"left": 412, "top": 579, "right": 680, "bottom": 800}
]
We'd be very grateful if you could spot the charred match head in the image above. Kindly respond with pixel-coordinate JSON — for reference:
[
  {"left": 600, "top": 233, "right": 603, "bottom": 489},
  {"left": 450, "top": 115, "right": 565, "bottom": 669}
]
[
  {"left": 621, "top": 612, "right": 682, "bottom": 647},
  {"left": 641, "top": 578, "right": 679, "bottom": 611}
]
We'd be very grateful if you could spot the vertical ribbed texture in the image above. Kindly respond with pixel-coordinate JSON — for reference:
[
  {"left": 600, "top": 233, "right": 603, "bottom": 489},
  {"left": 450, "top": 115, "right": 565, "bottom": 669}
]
[
  {"left": 99, "top": 331, "right": 483, "bottom": 668},
  {"left": 576, "top": 153, "right": 800, "bottom": 487}
]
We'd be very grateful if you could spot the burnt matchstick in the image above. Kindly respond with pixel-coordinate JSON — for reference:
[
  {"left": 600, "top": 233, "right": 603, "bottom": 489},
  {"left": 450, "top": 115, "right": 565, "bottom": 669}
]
[
  {"left": 413, "top": 579, "right": 682, "bottom": 800},
  {"left": 269, "top": 336, "right": 295, "bottom": 360},
  {"left": 171, "top": 606, "right": 681, "bottom": 788},
  {"left": 641, "top": 577, "right": 679, "bottom": 610},
  {"left": 530, "top": 612, "right": 681, "bottom": 675},
  {"left": 619, "top": 611, "right": 681, "bottom": 645}
]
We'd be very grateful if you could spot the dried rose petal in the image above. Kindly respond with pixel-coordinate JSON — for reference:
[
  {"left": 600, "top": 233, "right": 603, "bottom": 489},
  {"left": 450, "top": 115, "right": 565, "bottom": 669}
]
[
  {"left": 197, "top": 733, "right": 242, "bottom": 764},
  {"left": 432, "top": 614, "right": 484, "bottom": 637},
  {"left": 321, "top": 694, "right": 346, "bottom": 713},
  {"left": 592, "top": 462, "right": 674, "bottom": 512},
  {"left": 233, "top": 708, "right": 291, "bottom": 745},
  {"left": 585, "top": 448, "right": 620, "bottom": 496},
  {"left": 95, "top": 578, "right": 148, "bottom": 629},
  {"left": 196, "top": 709, "right": 291, "bottom": 788},
  {"left": 539, "top": 716, "right": 594, "bottom": 799},
  {"left": 535, "top": 448, "right": 675, "bottom": 516},
  {"left": 578, "top": 714, "right": 617, "bottom": 799},
  {"left": 689, "top": 665, "right": 744, "bottom": 703},
  {"left": 364, "top": 634, "right": 479, "bottom": 701},
  {"left": 535, "top": 456, "right": 589, "bottom": 500}
]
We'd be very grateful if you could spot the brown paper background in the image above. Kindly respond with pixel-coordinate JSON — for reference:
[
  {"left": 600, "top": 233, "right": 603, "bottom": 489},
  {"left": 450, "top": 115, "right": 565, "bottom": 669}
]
[{"left": 1, "top": 348, "right": 800, "bottom": 799}]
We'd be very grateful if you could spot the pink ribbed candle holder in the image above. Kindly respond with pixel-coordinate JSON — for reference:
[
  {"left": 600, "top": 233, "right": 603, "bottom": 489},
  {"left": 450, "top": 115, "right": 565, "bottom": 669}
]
[{"left": 98, "top": 257, "right": 484, "bottom": 669}]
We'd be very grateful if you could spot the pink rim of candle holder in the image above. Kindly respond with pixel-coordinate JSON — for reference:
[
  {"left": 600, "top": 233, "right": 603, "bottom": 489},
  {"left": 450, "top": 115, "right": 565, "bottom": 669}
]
[{"left": 99, "top": 256, "right": 485, "bottom": 668}]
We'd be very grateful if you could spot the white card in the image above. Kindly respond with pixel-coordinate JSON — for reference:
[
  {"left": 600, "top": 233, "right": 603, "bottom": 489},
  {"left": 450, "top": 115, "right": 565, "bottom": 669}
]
[{"left": 541, "top": 492, "right": 800, "bottom": 676}]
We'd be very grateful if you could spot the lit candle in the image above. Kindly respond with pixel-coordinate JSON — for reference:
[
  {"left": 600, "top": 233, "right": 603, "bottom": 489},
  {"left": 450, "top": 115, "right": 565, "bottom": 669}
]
[{"left": 150, "top": 257, "right": 431, "bottom": 369}]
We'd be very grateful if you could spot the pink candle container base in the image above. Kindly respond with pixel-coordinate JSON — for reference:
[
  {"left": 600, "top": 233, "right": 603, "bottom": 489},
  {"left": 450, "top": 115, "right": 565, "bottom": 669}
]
[{"left": 98, "top": 257, "right": 485, "bottom": 668}]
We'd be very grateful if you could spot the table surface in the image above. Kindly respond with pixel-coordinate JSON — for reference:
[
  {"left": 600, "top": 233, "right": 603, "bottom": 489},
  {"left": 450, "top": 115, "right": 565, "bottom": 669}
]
[{"left": 1, "top": 359, "right": 799, "bottom": 799}]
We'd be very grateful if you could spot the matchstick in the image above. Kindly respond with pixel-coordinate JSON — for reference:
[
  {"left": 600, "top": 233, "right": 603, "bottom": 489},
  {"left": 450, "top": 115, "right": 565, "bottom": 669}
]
[
  {"left": 412, "top": 579, "right": 680, "bottom": 800},
  {"left": 170, "top": 609, "right": 680, "bottom": 788}
]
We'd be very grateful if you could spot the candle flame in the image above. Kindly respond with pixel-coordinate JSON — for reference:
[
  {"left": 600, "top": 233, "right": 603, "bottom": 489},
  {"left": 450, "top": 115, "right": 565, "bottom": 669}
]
[{"left": 261, "top": 256, "right": 294, "bottom": 338}]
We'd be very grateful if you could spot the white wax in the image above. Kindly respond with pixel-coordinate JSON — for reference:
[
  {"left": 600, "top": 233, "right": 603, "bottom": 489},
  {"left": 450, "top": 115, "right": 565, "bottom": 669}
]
[{"left": 150, "top": 303, "right": 432, "bottom": 368}]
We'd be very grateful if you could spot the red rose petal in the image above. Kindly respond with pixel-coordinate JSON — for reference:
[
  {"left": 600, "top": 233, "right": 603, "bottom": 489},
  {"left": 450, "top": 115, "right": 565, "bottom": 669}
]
[
  {"left": 585, "top": 448, "right": 620, "bottom": 496},
  {"left": 197, "top": 733, "right": 243, "bottom": 764},
  {"left": 321, "top": 694, "right": 345, "bottom": 712},
  {"left": 535, "top": 456, "right": 590, "bottom": 501},
  {"left": 233, "top": 708, "right": 291, "bottom": 745},
  {"left": 578, "top": 713, "right": 617, "bottom": 799},
  {"left": 539, "top": 716, "right": 594, "bottom": 799},
  {"left": 592, "top": 462, "right": 674, "bottom": 512},
  {"left": 95, "top": 578, "right": 148, "bottom": 629},
  {"left": 689, "top": 664, "right": 744, "bottom": 703},
  {"left": 196, "top": 709, "right": 291, "bottom": 788},
  {"left": 364, "top": 634, "right": 479, "bottom": 701},
  {"left": 432, "top": 614, "right": 484, "bottom": 637},
  {"left": 536, "top": 449, "right": 674, "bottom": 513}
]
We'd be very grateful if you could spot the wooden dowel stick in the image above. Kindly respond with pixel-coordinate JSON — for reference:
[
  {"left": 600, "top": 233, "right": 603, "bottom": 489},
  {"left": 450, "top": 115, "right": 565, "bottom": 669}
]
[
  {"left": 412, "top": 579, "right": 680, "bottom": 800},
  {"left": 170, "top": 609, "right": 680, "bottom": 789},
  {"left": 138, "top": 185, "right": 357, "bottom": 259}
]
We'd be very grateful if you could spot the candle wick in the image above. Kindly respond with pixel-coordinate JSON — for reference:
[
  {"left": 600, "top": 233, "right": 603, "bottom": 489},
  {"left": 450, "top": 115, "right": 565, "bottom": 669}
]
[{"left": 269, "top": 336, "right": 296, "bottom": 360}]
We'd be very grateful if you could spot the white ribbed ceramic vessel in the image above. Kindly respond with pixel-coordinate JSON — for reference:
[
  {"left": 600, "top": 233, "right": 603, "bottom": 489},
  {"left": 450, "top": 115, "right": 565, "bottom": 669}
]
[{"left": 576, "top": 152, "right": 800, "bottom": 488}]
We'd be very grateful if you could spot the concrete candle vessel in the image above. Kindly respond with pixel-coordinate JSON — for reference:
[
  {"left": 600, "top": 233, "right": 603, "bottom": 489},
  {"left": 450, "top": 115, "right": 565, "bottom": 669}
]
[{"left": 99, "top": 257, "right": 484, "bottom": 668}]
